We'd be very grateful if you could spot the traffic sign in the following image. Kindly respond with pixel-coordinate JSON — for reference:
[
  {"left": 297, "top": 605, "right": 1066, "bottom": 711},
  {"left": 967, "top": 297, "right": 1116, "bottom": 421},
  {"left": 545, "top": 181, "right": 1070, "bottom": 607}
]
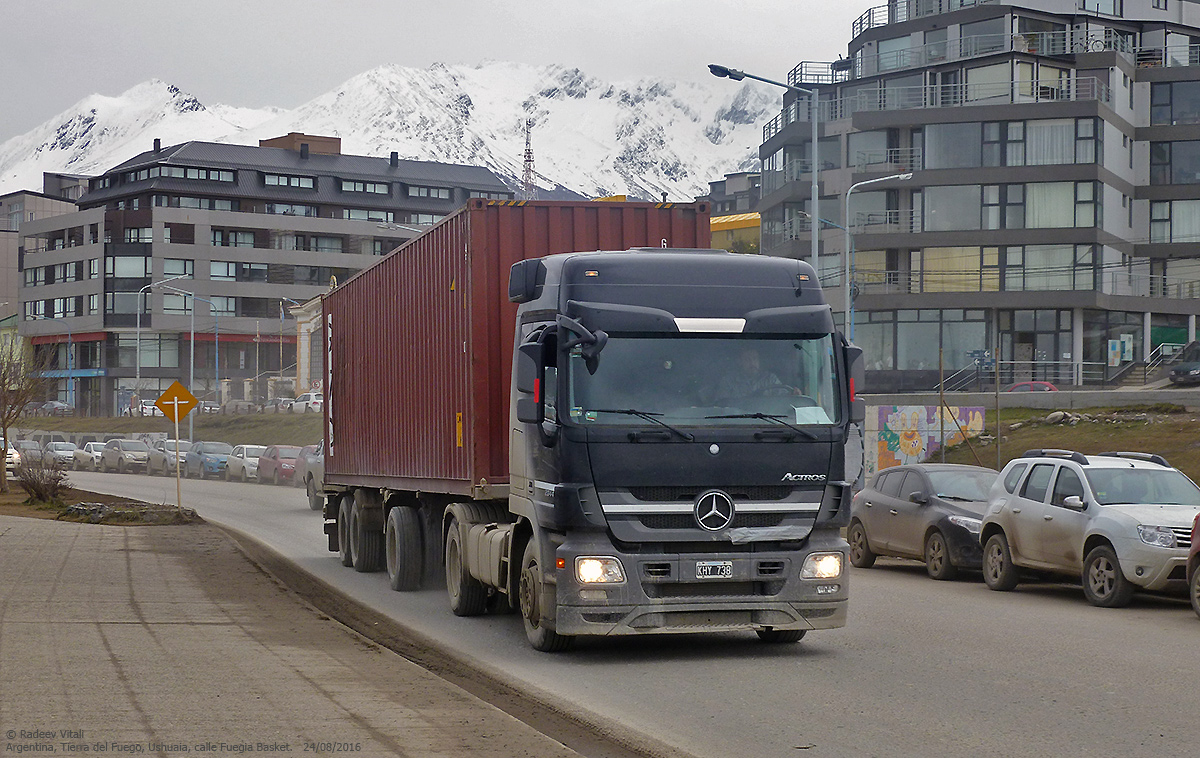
[{"left": 155, "top": 381, "right": 198, "bottom": 422}]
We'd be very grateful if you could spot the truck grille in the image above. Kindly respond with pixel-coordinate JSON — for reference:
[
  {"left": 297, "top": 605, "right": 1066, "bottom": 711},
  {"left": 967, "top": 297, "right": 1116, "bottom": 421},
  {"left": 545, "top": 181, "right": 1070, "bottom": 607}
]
[
  {"left": 639, "top": 513, "right": 785, "bottom": 530},
  {"left": 629, "top": 485, "right": 792, "bottom": 502}
]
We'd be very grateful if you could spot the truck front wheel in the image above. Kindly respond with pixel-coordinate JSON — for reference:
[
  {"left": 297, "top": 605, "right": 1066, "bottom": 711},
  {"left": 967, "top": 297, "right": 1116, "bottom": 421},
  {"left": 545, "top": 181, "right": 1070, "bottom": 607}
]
[
  {"left": 445, "top": 516, "right": 487, "bottom": 614},
  {"left": 385, "top": 507, "right": 424, "bottom": 591},
  {"left": 518, "top": 539, "right": 574, "bottom": 652},
  {"left": 350, "top": 498, "right": 384, "bottom": 573}
]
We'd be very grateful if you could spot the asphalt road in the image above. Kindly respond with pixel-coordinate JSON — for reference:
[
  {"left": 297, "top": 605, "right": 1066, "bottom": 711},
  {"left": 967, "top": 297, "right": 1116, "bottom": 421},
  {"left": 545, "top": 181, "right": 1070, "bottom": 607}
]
[{"left": 73, "top": 471, "right": 1200, "bottom": 758}]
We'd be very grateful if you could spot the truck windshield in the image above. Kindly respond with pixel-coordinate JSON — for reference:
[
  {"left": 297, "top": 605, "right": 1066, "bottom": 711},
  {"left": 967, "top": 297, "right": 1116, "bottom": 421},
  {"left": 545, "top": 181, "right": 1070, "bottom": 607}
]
[{"left": 565, "top": 335, "right": 840, "bottom": 428}]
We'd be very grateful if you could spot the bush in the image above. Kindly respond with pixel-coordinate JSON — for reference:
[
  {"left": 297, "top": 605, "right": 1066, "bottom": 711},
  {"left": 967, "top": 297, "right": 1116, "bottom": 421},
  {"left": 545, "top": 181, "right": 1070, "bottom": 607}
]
[{"left": 16, "top": 457, "right": 70, "bottom": 503}]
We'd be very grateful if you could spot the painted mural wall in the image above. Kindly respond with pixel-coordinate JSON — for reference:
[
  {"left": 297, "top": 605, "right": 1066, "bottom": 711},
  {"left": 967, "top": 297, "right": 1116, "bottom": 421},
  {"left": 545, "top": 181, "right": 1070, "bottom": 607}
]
[{"left": 863, "top": 405, "right": 986, "bottom": 480}]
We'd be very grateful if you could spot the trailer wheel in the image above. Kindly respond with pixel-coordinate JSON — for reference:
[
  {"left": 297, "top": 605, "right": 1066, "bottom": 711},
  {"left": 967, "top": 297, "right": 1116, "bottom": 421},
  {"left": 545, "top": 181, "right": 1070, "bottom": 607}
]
[
  {"left": 337, "top": 495, "right": 354, "bottom": 567},
  {"left": 350, "top": 498, "right": 384, "bottom": 573},
  {"left": 386, "top": 507, "right": 424, "bottom": 591},
  {"left": 519, "top": 539, "right": 574, "bottom": 652},
  {"left": 444, "top": 515, "right": 488, "bottom": 614}
]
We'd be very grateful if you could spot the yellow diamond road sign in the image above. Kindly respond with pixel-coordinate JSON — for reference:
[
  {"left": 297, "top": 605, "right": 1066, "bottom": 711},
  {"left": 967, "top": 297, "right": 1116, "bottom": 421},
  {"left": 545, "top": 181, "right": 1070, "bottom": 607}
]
[{"left": 155, "top": 381, "right": 198, "bottom": 422}]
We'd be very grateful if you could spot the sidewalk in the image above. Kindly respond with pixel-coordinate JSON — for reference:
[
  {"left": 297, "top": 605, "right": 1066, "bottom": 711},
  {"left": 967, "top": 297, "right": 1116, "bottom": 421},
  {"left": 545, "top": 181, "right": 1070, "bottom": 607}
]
[{"left": 0, "top": 515, "right": 581, "bottom": 758}]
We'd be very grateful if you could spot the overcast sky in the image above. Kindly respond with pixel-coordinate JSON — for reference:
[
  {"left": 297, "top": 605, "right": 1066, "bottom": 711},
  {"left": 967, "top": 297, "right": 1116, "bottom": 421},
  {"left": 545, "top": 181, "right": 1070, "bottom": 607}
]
[{"left": 3, "top": 0, "right": 871, "bottom": 143}]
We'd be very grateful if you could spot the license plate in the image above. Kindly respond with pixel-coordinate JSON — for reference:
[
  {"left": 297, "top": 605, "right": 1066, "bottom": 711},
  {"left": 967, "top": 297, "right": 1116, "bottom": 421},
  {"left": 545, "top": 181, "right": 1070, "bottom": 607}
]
[{"left": 696, "top": 560, "right": 733, "bottom": 579}]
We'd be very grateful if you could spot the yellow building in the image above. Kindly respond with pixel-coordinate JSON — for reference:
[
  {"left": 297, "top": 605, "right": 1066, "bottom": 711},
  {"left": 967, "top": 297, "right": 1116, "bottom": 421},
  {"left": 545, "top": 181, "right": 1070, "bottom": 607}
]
[{"left": 710, "top": 212, "right": 760, "bottom": 254}]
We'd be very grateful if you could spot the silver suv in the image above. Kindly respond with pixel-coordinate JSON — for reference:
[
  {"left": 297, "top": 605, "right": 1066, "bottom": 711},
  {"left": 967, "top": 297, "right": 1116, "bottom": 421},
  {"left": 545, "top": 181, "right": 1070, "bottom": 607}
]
[{"left": 981, "top": 449, "right": 1200, "bottom": 607}]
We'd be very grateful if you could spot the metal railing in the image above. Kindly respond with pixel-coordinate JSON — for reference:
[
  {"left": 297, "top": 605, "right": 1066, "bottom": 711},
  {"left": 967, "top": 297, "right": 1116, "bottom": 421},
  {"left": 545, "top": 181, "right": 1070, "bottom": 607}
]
[
  {"left": 852, "top": 0, "right": 999, "bottom": 38},
  {"left": 1136, "top": 45, "right": 1200, "bottom": 69},
  {"left": 853, "top": 148, "right": 922, "bottom": 173},
  {"left": 851, "top": 209, "right": 922, "bottom": 234},
  {"left": 764, "top": 77, "right": 1110, "bottom": 141},
  {"left": 848, "top": 268, "right": 1200, "bottom": 301}
]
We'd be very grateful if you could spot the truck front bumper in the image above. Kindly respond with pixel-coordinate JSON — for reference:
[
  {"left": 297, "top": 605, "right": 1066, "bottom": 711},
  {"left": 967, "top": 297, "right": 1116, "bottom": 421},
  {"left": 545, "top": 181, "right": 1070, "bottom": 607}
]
[{"left": 551, "top": 528, "right": 848, "bottom": 637}]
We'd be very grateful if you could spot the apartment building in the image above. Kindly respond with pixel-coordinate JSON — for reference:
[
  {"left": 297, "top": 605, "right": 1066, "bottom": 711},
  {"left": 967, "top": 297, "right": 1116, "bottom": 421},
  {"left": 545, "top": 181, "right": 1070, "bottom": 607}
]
[
  {"left": 757, "top": 0, "right": 1200, "bottom": 392},
  {"left": 18, "top": 134, "right": 512, "bottom": 415}
]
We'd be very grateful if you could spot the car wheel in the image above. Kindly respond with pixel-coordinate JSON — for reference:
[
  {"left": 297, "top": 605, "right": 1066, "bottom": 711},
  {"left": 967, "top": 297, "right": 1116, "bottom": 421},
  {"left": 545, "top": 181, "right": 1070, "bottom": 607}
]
[
  {"left": 307, "top": 477, "right": 322, "bottom": 511},
  {"left": 1190, "top": 566, "right": 1200, "bottom": 620},
  {"left": 519, "top": 538, "right": 574, "bottom": 652},
  {"left": 385, "top": 507, "right": 425, "bottom": 592},
  {"left": 982, "top": 533, "right": 1020, "bottom": 591},
  {"left": 1082, "top": 544, "right": 1135, "bottom": 608},
  {"left": 225, "top": 467, "right": 232, "bottom": 482},
  {"left": 847, "top": 520, "right": 876, "bottom": 568},
  {"left": 273, "top": 470, "right": 281, "bottom": 486},
  {"left": 925, "top": 531, "right": 958, "bottom": 581},
  {"left": 200, "top": 466, "right": 208, "bottom": 480},
  {"left": 117, "top": 459, "right": 126, "bottom": 474},
  {"left": 756, "top": 628, "right": 806, "bottom": 643}
]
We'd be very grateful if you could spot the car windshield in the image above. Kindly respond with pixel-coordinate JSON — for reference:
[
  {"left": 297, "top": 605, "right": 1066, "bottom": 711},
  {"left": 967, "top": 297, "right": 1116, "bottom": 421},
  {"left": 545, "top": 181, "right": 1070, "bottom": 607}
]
[
  {"left": 565, "top": 335, "right": 841, "bottom": 428},
  {"left": 277, "top": 446, "right": 302, "bottom": 458},
  {"left": 244, "top": 446, "right": 267, "bottom": 457},
  {"left": 927, "top": 469, "right": 996, "bottom": 501},
  {"left": 202, "top": 443, "right": 234, "bottom": 455},
  {"left": 122, "top": 441, "right": 151, "bottom": 452},
  {"left": 50, "top": 443, "right": 75, "bottom": 451},
  {"left": 165, "top": 441, "right": 190, "bottom": 452},
  {"left": 1085, "top": 468, "right": 1200, "bottom": 506}
]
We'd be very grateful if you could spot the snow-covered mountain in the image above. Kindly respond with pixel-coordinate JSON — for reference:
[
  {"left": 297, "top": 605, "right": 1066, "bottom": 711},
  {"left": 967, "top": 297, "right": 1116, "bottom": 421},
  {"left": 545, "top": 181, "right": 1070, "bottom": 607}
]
[{"left": 0, "top": 62, "right": 779, "bottom": 201}]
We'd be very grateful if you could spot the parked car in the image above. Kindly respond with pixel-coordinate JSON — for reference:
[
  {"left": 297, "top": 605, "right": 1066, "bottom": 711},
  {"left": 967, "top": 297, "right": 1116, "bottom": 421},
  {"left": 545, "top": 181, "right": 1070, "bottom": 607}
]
[
  {"left": 41, "top": 441, "right": 77, "bottom": 467},
  {"left": 1004, "top": 381, "right": 1058, "bottom": 392},
  {"left": 1168, "top": 343, "right": 1200, "bottom": 385},
  {"left": 185, "top": 441, "right": 234, "bottom": 479},
  {"left": 292, "top": 444, "right": 318, "bottom": 487},
  {"left": 2, "top": 439, "right": 20, "bottom": 475},
  {"left": 100, "top": 438, "right": 151, "bottom": 473},
  {"left": 301, "top": 440, "right": 325, "bottom": 511},
  {"left": 21, "top": 402, "right": 45, "bottom": 416},
  {"left": 72, "top": 442, "right": 105, "bottom": 471},
  {"left": 40, "top": 400, "right": 73, "bottom": 416},
  {"left": 292, "top": 392, "right": 323, "bottom": 414},
  {"left": 262, "top": 397, "right": 294, "bottom": 414},
  {"left": 148, "top": 439, "right": 191, "bottom": 476},
  {"left": 257, "top": 445, "right": 301, "bottom": 485},
  {"left": 198, "top": 401, "right": 221, "bottom": 414},
  {"left": 1189, "top": 513, "right": 1200, "bottom": 619},
  {"left": 981, "top": 449, "right": 1200, "bottom": 607},
  {"left": 14, "top": 440, "right": 42, "bottom": 463},
  {"left": 849, "top": 463, "right": 998, "bottom": 580},
  {"left": 226, "top": 444, "right": 267, "bottom": 482}
]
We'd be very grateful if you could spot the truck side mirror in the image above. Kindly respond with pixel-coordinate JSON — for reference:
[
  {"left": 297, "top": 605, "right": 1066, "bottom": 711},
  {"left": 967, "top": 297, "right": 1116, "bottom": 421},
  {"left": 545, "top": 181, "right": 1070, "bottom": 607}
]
[
  {"left": 516, "top": 342, "right": 540, "bottom": 394},
  {"left": 844, "top": 343, "right": 865, "bottom": 423},
  {"left": 509, "top": 259, "right": 546, "bottom": 303},
  {"left": 516, "top": 397, "right": 541, "bottom": 424}
]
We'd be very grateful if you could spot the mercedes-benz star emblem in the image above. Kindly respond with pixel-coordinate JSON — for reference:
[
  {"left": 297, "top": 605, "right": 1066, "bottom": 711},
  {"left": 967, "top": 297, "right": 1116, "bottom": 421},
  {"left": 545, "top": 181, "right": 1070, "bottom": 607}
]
[{"left": 694, "top": 490, "right": 735, "bottom": 531}]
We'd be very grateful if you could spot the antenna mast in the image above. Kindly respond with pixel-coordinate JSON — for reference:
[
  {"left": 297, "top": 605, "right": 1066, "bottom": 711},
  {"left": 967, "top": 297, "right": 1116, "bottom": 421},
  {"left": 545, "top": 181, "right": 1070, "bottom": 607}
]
[{"left": 520, "top": 118, "right": 537, "bottom": 201}]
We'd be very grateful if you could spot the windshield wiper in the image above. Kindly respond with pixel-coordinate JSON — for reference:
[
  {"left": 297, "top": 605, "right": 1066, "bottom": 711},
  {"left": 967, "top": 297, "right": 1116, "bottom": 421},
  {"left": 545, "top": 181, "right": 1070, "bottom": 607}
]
[
  {"left": 593, "top": 408, "right": 695, "bottom": 441},
  {"left": 704, "top": 413, "right": 817, "bottom": 440},
  {"left": 937, "top": 494, "right": 976, "bottom": 502}
]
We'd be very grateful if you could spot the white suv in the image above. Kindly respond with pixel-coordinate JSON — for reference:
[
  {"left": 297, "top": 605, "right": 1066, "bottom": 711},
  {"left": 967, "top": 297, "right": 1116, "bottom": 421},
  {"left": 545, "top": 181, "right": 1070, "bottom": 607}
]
[
  {"left": 292, "top": 392, "right": 323, "bottom": 414},
  {"left": 981, "top": 449, "right": 1200, "bottom": 607}
]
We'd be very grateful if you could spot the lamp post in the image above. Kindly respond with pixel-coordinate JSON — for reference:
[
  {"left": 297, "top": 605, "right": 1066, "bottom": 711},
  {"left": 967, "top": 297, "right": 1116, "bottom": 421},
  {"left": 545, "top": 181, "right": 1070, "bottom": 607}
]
[
  {"left": 844, "top": 172, "right": 913, "bottom": 340},
  {"left": 135, "top": 274, "right": 188, "bottom": 406},
  {"left": 709, "top": 64, "right": 822, "bottom": 279},
  {"left": 280, "top": 297, "right": 302, "bottom": 394},
  {"left": 162, "top": 286, "right": 219, "bottom": 441}
]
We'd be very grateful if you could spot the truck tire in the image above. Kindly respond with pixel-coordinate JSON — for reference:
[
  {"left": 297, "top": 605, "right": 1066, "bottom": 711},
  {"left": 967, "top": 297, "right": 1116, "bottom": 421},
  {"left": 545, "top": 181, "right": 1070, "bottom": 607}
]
[
  {"left": 519, "top": 539, "right": 574, "bottom": 652},
  {"left": 350, "top": 498, "right": 384, "bottom": 573},
  {"left": 307, "top": 477, "right": 322, "bottom": 511},
  {"left": 337, "top": 495, "right": 354, "bottom": 567},
  {"left": 386, "top": 507, "right": 424, "bottom": 591},
  {"left": 445, "top": 515, "right": 488, "bottom": 615}
]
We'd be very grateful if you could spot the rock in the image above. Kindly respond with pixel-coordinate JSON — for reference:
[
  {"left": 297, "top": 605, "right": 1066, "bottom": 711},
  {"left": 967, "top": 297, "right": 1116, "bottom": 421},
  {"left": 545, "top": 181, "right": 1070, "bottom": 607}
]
[{"left": 1046, "top": 411, "right": 1066, "bottom": 424}]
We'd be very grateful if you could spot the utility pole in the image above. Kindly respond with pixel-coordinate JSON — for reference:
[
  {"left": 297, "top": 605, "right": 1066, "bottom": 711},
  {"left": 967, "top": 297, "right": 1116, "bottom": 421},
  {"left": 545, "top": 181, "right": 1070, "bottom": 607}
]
[{"left": 521, "top": 118, "right": 537, "bottom": 201}]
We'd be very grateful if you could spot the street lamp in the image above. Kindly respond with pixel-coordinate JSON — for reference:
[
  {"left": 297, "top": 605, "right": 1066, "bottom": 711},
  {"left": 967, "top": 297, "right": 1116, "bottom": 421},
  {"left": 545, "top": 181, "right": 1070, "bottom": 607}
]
[
  {"left": 844, "top": 172, "right": 913, "bottom": 340},
  {"left": 710, "top": 64, "right": 822, "bottom": 279},
  {"left": 161, "top": 285, "right": 219, "bottom": 441},
  {"left": 280, "top": 297, "right": 302, "bottom": 392},
  {"left": 135, "top": 274, "right": 188, "bottom": 401}
]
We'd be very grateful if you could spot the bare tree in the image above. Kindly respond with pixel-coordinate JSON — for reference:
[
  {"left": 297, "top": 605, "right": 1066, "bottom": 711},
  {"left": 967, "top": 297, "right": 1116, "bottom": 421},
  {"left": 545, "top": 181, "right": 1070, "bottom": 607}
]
[{"left": 0, "top": 334, "right": 53, "bottom": 494}]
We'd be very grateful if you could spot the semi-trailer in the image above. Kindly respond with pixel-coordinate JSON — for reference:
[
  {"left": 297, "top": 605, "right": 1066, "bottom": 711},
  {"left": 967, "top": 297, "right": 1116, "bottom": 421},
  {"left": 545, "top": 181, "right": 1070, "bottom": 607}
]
[{"left": 320, "top": 198, "right": 863, "bottom": 651}]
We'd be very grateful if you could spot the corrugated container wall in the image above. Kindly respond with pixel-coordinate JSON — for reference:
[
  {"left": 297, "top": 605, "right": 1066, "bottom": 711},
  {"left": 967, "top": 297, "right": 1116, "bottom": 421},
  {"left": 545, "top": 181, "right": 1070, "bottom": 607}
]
[{"left": 323, "top": 199, "right": 711, "bottom": 495}]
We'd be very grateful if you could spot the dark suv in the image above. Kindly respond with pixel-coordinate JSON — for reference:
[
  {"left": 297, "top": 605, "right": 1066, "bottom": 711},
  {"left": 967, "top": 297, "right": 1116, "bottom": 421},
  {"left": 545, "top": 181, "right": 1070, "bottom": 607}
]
[{"left": 981, "top": 449, "right": 1200, "bottom": 607}]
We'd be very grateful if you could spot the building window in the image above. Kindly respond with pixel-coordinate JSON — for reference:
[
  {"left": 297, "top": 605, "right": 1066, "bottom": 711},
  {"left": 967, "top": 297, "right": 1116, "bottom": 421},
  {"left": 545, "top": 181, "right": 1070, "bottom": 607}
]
[
  {"left": 264, "top": 203, "right": 317, "bottom": 216},
  {"left": 1153, "top": 0, "right": 1167, "bottom": 9},
  {"left": 24, "top": 301, "right": 45, "bottom": 319},
  {"left": 104, "top": 292, "right": 144, "bottom": 315},
  {"left": 1080, "top": 0, "right": 1122, "bottom": 14},
  {"left": 212, "top": 230, "right": 255, "bottom": 248},
  {"left": 406, "top": 185, "right": 451, "bottom": 199},
  {"left": 88, "top": 294, "right": 99, "bottom": 315},
  {"left": 154, "top": 195, "right": 237, "bottom": 211},
  {"left": 88, "top": 259, "right": 100, "bottom": 279},
  {"left": 263, "top": 173, "right": 315, "bottom": 189},
  {"left": 468, "top": 191, "right": 511, "bottom": 200},
  {"left": 124, "top": 227, "right": 153, "bottom": 243},
  {"left": 156, "top": 166, "right": 233, "bottom": 182},
  {"left": 211, "top": 296, "right": 236, "bottom": 316},
  {"left": 343, "top": 208, "right": 394, "bottom": 222},
  {"left": 163, "top": 258, "right": 194, "bottom": 279},
  {"left": 162, "top": 293, "right": 193, "bottom": 314},
  {"left": 925, "top": 123, "right": 982, "bottom": 169},
  {"left": 1151, "top": 141, "right": 1200, "bottom": 184},
  {"left": 105, "top": 256, "right": 151, "bottom": 278},
  {"left": 24, "top": 268, "right": 45, "bottom": 287},
  {"left": 403, "top": 213, "right": 443, "bottom": 225},
  {"left": 211, "top": 261, "right": 237, "bottom": 281},
  {"left": 1025, "top": 182, "right": 1096, "bottom": 228},
  {"left": 115, "top": 335, "right": 179, "bottom": 369},
  {"left": 1151, "top": 199, "right": 1200, "bottom": 243},
  {"left": 313, "top": 236, "right": 343, "bottom": 253},
  {"left": 341, "top": 180, "right": 390, "bottom": 194}
]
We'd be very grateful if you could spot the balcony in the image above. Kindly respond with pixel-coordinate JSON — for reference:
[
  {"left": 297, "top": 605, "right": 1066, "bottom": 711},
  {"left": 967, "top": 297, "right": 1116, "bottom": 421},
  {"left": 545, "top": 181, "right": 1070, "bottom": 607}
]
[
  {"left": 851, "top": 0, "right": 1000, "bottom": 38},
  {"left": 764, "top": 77, "right": 1110, "bottom": 142}
]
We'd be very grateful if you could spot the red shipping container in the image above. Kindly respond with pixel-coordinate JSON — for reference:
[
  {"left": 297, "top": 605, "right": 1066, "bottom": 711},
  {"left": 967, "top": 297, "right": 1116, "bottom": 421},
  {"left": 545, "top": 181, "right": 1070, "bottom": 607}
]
[{"left": 323, "top": 199, "right": 711, "bottom": 496}]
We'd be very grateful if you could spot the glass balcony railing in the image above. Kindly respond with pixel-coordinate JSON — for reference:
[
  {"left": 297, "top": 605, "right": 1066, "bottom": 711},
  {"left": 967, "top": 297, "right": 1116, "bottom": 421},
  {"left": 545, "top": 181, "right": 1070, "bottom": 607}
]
[{"left": 851, "top": 0, "right": 1000, "bottom": 38}]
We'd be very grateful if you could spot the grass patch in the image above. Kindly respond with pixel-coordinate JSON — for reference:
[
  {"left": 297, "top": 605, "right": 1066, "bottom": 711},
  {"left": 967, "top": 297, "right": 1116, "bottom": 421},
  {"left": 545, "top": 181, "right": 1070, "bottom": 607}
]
[
  {"left": 0, "top": 485, "right": 196, "bottom": 525},
  {"left": 16, "top": 412, "right": 322, "bottom": 446}
]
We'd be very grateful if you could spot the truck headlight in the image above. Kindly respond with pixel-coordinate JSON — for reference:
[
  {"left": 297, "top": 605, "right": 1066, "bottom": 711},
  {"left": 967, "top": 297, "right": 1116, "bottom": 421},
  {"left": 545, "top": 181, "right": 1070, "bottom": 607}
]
[
  {"left": 801, "top": 552, "right": 843, "bottom": 580},
  {"left": 1137, "top": 525, "right": 1177, "bottom": 548},
  {"left": 575, "top": 557, "right": 626, "bottom": 584}
]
